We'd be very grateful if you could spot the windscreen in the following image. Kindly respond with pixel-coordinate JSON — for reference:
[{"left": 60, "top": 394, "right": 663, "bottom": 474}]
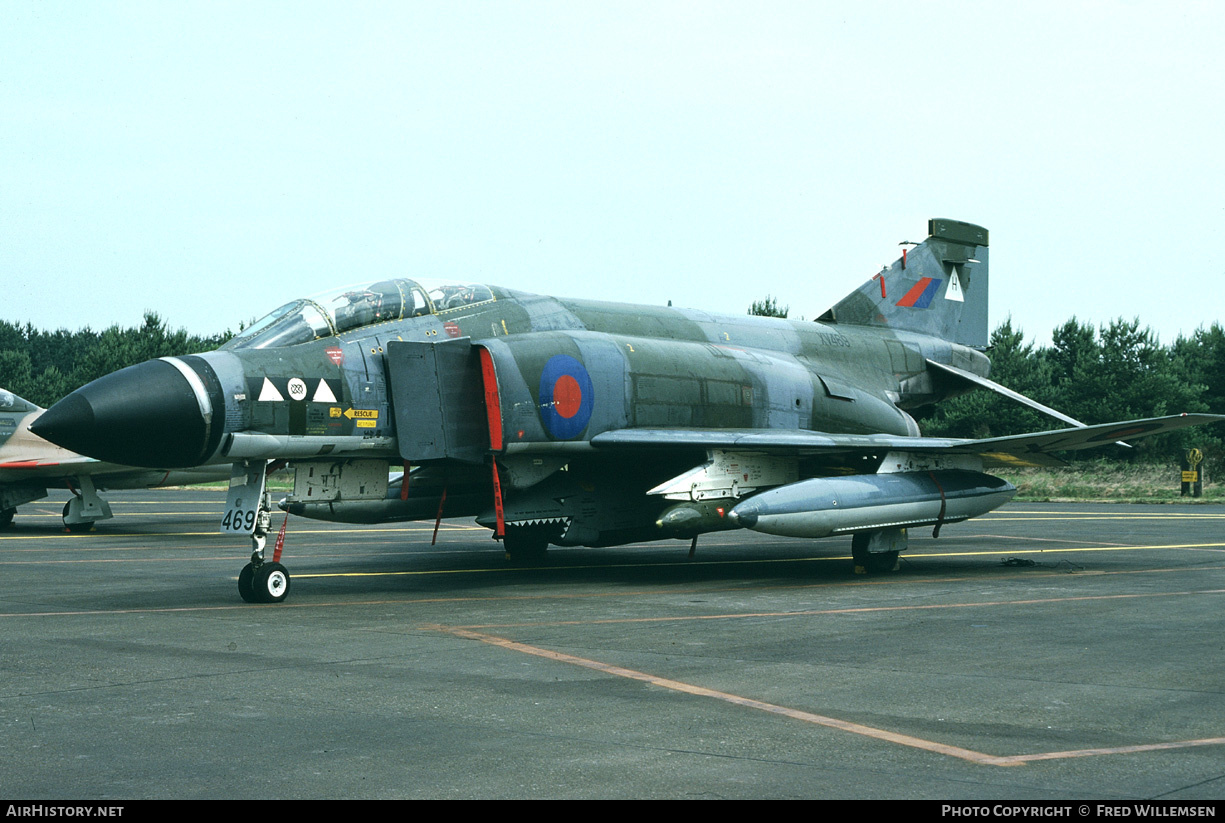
[{"left": 223, "top": 278, "right": 495, "bottom": 350}]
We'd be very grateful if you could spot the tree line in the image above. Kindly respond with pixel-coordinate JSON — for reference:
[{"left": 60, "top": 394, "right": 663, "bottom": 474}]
[
  {"left": 0, "top": 313, "right": 232, "bottom": 409},
  {"left": 917, "top": 318, "right": 1225, "bottom": 461}
]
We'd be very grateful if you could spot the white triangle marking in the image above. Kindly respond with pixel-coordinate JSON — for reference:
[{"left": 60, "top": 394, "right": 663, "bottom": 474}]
[
  {"left": 945, "top": 267, "right": 965, "bottom": 302},
  {"left": 313, "top": 379, "right": 337, "bottom": 403},
  {"left": 258, "top": 378, "right": 284, "bottom": 402}
]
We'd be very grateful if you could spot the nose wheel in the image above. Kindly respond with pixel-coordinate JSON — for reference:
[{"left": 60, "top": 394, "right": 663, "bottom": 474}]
[
  {"left": 238, "top": 492, "right": 292, "bottom": 603},
  {"left": 238, "top": 561, "right": 291, "bottom": 603}
]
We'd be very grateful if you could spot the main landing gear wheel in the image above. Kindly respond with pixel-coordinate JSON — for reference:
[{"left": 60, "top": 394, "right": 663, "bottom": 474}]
[
  {"left": 851, "top": 533, "right": 899, "bottom": 574},
  {"left": 0, "top": 508, "right": 14, "bottom": 529},
  {"left": 863, "top": 550, "right": 899, "bottom": 573},
  {"left": 238, "top": 562, "right": 291, "bottom": 603},
  {"left": 62, "top": 501, "right": 94, "bottom": 533},
  {"left": 502, "top": 526, "right": 551, "bottom": 565}
]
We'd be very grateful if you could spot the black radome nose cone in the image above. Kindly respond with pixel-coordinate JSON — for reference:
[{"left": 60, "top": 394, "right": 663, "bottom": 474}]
[{"left": 31, "top": 357, "right": 223, "bottom": 468}]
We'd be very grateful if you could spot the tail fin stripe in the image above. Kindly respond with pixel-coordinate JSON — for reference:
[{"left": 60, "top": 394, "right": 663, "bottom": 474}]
[
  {"left": 896, "top": 277, "right": 939, "bottom": 308},
  {"left": 821, "top": 219, "right": 989, "bottom": 348}
]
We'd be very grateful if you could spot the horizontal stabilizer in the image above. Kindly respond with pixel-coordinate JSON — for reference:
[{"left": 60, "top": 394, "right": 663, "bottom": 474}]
[
  {"left": 924, "top": 359, "right": 1088, "bottom": 430},
  {"left": 925, "top": 359, "right": 1138, "bottom": 449}
]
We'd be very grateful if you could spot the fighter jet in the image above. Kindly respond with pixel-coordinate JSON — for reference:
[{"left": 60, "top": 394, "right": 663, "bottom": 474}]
[
  {"left": 0, "top": 388, "right": 227, "bottom": 531},
  {"left": 31, "top": 219, "right": 1222, "bottom": 602}
]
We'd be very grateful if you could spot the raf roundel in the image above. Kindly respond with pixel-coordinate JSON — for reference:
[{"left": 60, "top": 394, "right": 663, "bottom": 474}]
[{"left": 538, "top": 354, "right": 594, "bottom": 439}]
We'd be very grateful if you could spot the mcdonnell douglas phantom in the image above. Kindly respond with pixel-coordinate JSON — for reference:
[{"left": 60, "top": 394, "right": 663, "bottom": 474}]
[{"left": 31, "top": 219, "right": 1222, "bottom": 602}]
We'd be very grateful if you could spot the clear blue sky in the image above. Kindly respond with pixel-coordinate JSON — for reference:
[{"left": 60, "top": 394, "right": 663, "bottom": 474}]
[{"left": 3, "top": 1, "right": 1222, "bottom": 347}]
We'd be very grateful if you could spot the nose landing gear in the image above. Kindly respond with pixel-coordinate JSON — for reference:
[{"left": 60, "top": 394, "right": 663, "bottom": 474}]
[
  {"left": 238, "top": 559, "right": 291, "bottom": 603},
  {"left": 238, "top": 497, "right": 292, "bottom": 603}
]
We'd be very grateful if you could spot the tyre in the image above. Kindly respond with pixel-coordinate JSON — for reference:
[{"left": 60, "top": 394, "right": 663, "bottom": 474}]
[
  {"left": 253, "top": 562, "right": 291, "bottom": 603},
  {"left": 238, "top": 563, "right": 259, "bottom": 603},
  {"left": 62, "top": 501, "right": 95, "bottom": 533},
  {"left": 502, "top": 525, "right": 552, "bottom": 565}
]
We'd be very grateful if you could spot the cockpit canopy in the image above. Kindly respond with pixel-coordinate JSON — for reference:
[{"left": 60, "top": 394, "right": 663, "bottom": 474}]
[
  {"left": 0, "top": 389, "right": 39, "bottom": 414},
  {"left": 222, "top": 278, "right": 495, "bottom": 350}
]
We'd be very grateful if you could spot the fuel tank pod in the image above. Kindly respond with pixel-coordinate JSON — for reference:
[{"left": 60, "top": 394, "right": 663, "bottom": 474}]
[{"left": 727, "top": 470, "right": 1016, "bottom": 538}]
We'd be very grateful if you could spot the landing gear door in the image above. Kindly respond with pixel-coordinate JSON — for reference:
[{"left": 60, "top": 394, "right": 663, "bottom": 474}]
[
  {"left": 222, "top": 460, "right": 267, "bottom": 534},
  {"left": 386, "top": 339, "right": 488, "bottom": 464}
]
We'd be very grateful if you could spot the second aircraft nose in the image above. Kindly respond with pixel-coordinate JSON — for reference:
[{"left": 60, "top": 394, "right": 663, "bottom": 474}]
[{"left": 31, "top": 356, "right": 226, "bottom": 468}]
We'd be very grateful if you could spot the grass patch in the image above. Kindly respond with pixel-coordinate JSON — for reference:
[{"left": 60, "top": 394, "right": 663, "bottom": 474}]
[{"left": 997, "top": 458, "right": 1223, "bottom": 503}]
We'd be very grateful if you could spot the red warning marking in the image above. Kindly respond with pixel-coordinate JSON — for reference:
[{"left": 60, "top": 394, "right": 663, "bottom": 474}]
[
  {"left": 444, "top": 321, "right": 461, "bottom": 338},
  {"left": 491, "top": 462, "right": 506, "bottom": 538},
  {"left": 478, "top": 347, "right": 504, "bottom": 452},
  {"left": 553, "top": 375, "right": 582, "bottom": 419},
  {"left": 272, "top": 514, "right": 287, "bottom": 563},
  {"left": 325, "top": 347, "right": 344, "bottom": 366},
  {"left": 1087, "top": 423, "right": 1161, "bottom": 443}
]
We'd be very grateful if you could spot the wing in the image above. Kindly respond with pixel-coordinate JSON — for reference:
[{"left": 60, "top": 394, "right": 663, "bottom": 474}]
[
  {"left": 590, "top": 413, "right": 1225, "bottom": 468},
  {"left": 0, "top": 454, "right": 103, "bottom": 473}
]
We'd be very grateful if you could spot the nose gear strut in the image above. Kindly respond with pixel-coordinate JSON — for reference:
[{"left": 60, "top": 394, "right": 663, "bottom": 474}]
[{"left": 238, "top": 493, "right": 291, "bottom": 603}]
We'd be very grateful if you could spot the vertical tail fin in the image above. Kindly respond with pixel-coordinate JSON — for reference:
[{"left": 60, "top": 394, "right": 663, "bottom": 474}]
[{"left": 819, "top": 218, "right": 989, "bottom": 349}]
